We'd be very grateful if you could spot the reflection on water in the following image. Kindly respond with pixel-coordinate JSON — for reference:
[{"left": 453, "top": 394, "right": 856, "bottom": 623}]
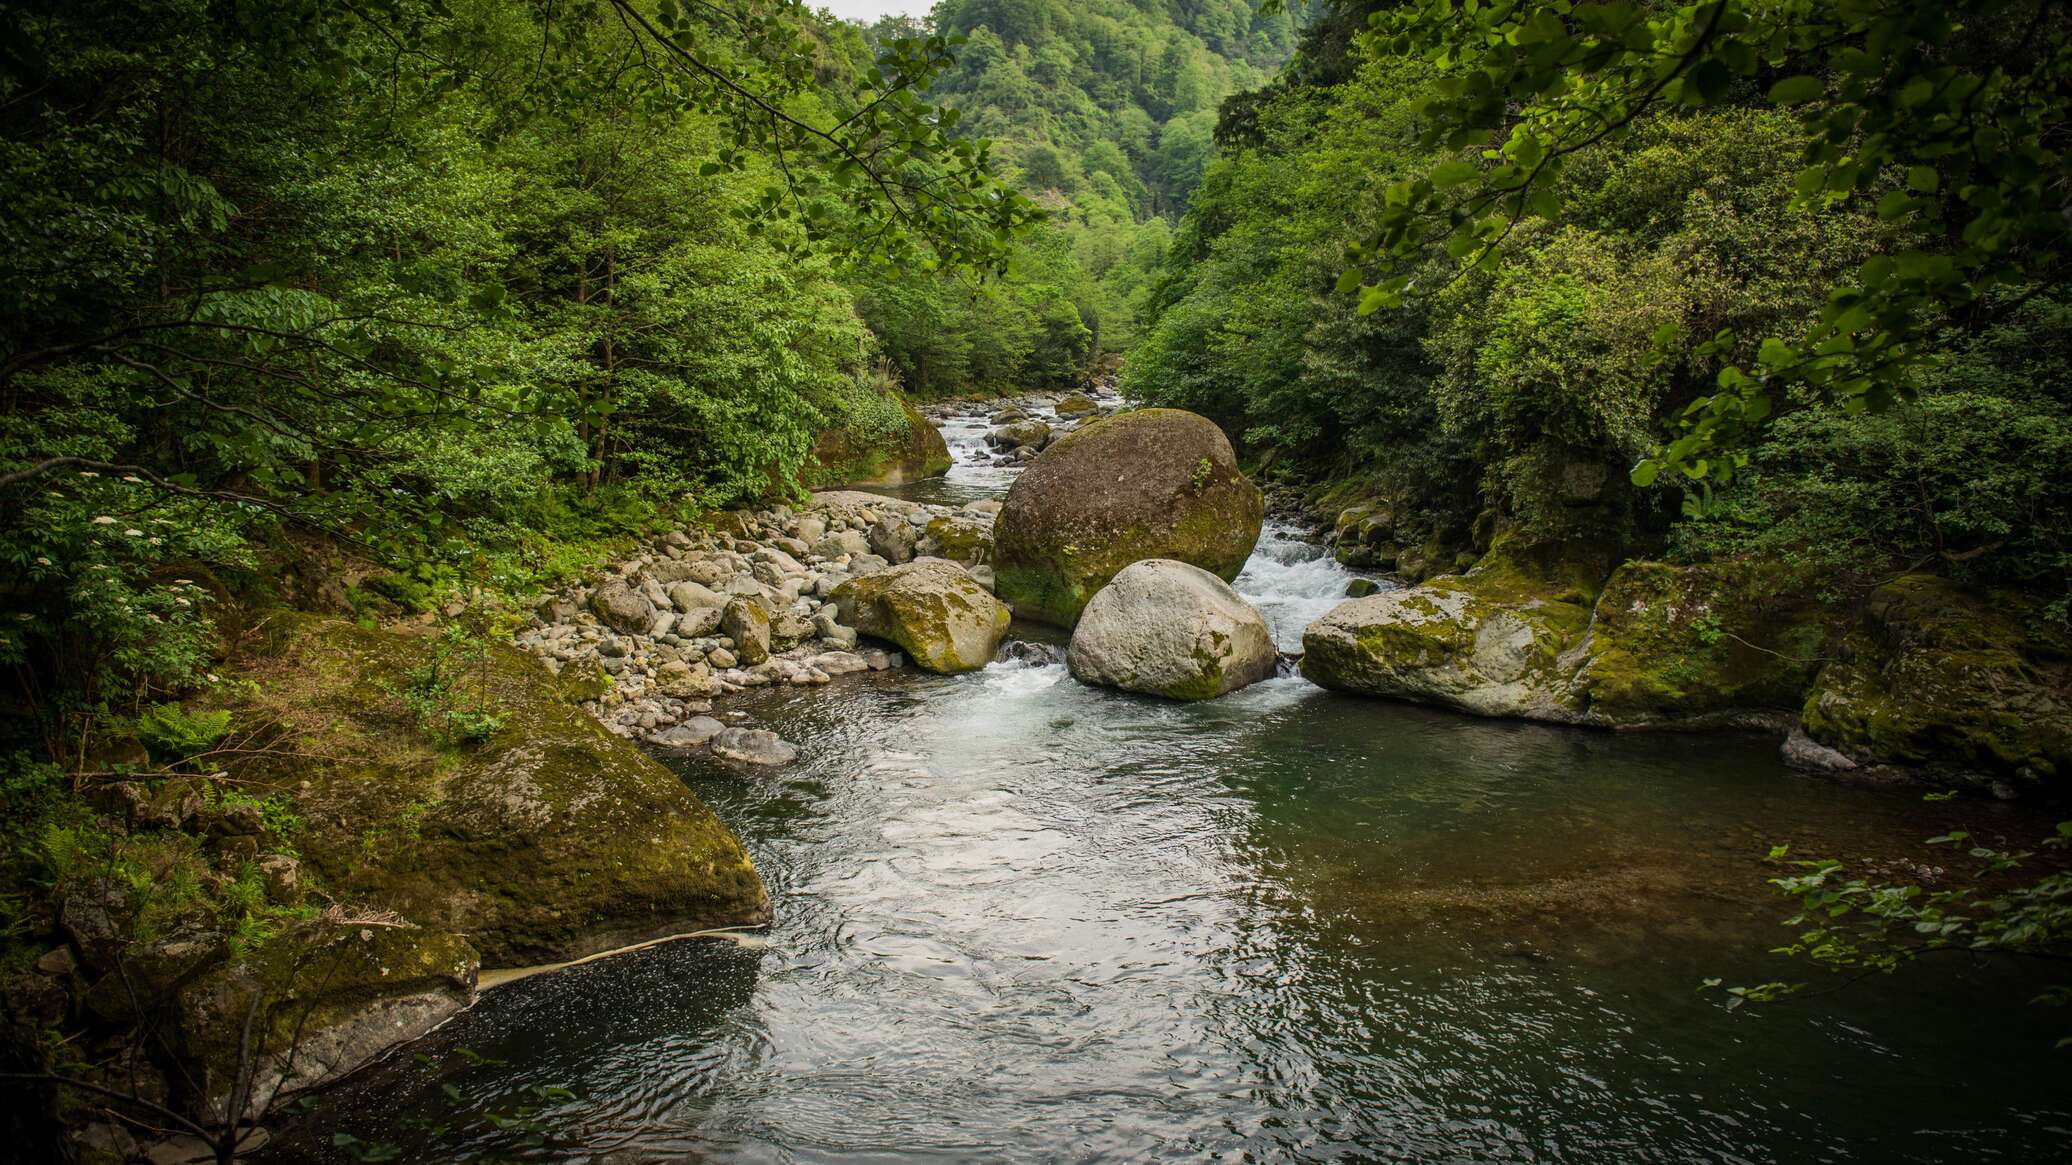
[{"left": 278, "top": 405, "right": 2070, "bottom": 1164}]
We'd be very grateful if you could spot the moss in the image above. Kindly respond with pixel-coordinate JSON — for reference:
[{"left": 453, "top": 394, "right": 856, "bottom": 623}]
[
  {"left": 994, "top": 409, "right": 1263, "bottom": 627},
  {"left": 1801, "top": 575, "right": 2070, "bottom": 786},
  {"left": 806, "top": 399, "right": 950, "bottom": 488},
  {"left": 1570, "top": 560, "right": 1833, "bottom": 725},
  {"left": 832, "top": 561, "right": 1011, "bottom": 673},
  {"left": 212, "top": 614, "right": 769, "bottom": 966},
  {"left": 173, "top": 923, "right": 477, "bottom": 1118},
  {"left": 924, "top": 516, "right": 993, "bottom": 564}
]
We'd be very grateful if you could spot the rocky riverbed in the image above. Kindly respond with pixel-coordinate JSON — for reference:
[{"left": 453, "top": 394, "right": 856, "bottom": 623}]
[{"left": 515, "top": 390, "right": 1119, "bottom": 763}]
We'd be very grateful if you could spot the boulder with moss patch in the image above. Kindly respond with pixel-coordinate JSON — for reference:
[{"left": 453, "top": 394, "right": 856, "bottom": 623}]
[
  {"left": 1301, "top": 536, "right": 1604, "bottom": 720},
  {"left": 807, "top": 398, "right": 951, "bottom": 488},
  {"left": 1565, "top": 561, "right": 1832, "bottom": 728},
  {"left": 1800, "top": 575, "right": 2071, "bottom": 791},
  {"left": 831, "top": 557, "right": 1011, "bottom": 674},
  {"left": 218, "top": 616, "right": 769, "bottom": 967},
  {"left": 993, "top": 408, "right": 1262, "bottom": 628},
  {"left": 172, "top": 923, "right": 477, "bottom": 1121}
]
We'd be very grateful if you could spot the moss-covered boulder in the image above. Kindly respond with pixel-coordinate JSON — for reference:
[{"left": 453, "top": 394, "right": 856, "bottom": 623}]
[
  {"left": 918, "top": 514, "right": 993, "bottom": 565},
  {"left": 173, "top": 923, "right": 477, "bottom": 1120},
  {"left": 1566, "top": 561, "right": 1832, "bottom": 727},
  {"left": 1053, "top": 392, "right": 1100, "bottom": 417},
  {"left": 219, "top": 615, "right": 769, "bottom": 967},
  {"left": 830, "top": 558, "right": 1011, "bottom": 673},
  {"left": 807, "top": 398, "right": 951, "bottom": 488},
  {"left": 993, "top": 408, "right": 1263, "bottom": 627},
  {"left": 1301, "top": 536, "right": 1603, "bottom": 720},
  {"left": 1801, "top": 575, "right": 2071, "bottom": 789},
  {"left": 1067, "top": 560, "right": 1277, "bottom": 700}
]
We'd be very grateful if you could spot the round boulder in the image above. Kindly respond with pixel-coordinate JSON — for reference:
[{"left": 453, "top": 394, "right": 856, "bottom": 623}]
[
  {"left": 1067, "top": 560, "right": 1277, "bottom": 700},
  {"left": 830, "top": 557, "right": 1011, "bottom": 674},
  {"left": 993, "top": 408, "right": 1262, "bottom": 627}
]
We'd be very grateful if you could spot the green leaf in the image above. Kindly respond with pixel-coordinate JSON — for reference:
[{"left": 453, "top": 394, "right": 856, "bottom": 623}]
[
  {"left": 1429, "top": 160, "right": 1479, "bottom": 188},
  {"left": 1767, "top": 75, "right": 1824, "bottom": 105}
]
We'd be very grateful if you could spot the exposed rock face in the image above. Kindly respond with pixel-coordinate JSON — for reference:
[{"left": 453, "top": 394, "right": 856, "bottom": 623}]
[
  {"left": 1800, "top": 575, "right": 2070, "bottom": 790},
  {"left": 990, "top": 419, "right": 1051, "bottom": 449},
  {"left": 173, "top": 925, "right": 477, "bottom": 1121},
  {"left": 807, "top": 397, "right": 952, "bottom": 488},
  {"left": 228, "top": 616, "right": 770, "bottom": 966},
  {"left": 588, "top": 579, "right": 653, "bottom": 635},
  {"left": 1067, "top": 560, "right": 1277, "bottom": 700},
  {"left": 1302, "top": 539, "right": 1841, "bottom": 730},
  {"left": 993, "top": 408, "right": 1263, "bottom": 628},
  {"left": 831, "top": 557, "right": 1012, "bottom": 674}
]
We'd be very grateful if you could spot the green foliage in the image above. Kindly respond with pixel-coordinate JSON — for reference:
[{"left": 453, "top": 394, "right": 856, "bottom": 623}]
[
  {"left": 1341, "top": 0, "right": 2070, "bottom": 490},
  {"left": 133, "top": 703, "right": 233, "bottom": 766},
  {"left": 1724, "top": 819, "right": 2072, "bottom": 1044},
  {"left": 389, "top": 623, "right": 505, "bottom": 749},
  {"left": 0, "top": 0, "right": 1047, "bottom": 750}
]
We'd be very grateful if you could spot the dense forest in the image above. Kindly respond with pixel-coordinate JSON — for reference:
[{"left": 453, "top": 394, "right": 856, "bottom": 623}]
[{"left": 3, "top": 1, "right": 2069, "bottom": 1161}]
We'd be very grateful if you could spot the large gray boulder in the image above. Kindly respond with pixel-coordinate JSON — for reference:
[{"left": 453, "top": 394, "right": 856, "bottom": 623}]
[
  {"left": 993, "top": 408, "right": 1262, "bottom": 627},
  {"left": 1067, "top": 560, "right": 1277, "bottom": 700},
  {"left": 831, "top": 557, "right": 1012, "bottom": 674}
]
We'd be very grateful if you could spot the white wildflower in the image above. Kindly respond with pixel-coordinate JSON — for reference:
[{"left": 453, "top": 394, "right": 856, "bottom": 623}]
[
  {"left": 34, "top": 557, "right": 50, "bottom": 566},
  {"left": 123, "top": 528, "right": 143, "bottom": 537},
  {"left": 92, "top": 515, "right": 116, "bottom": 525}
]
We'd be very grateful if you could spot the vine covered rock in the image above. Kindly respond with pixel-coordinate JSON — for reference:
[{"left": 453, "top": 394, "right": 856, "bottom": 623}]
[{"left": 993, "top": 408, "right": 1263, "bottom": 627}]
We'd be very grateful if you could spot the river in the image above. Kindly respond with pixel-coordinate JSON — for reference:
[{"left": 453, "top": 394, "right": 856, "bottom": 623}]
[{"left": 288, "top": 399, "right": 2069, "bottom": 1163}]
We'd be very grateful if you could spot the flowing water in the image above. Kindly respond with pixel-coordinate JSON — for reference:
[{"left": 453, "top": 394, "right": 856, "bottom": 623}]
[{"left": 287, "top": 402, "right": 2070, "bottom": 1163}]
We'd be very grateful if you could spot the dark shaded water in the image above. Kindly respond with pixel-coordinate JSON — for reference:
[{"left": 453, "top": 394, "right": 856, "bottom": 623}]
[{"left": 284, "top": 399, "right": 2070, "bottom": 1163}]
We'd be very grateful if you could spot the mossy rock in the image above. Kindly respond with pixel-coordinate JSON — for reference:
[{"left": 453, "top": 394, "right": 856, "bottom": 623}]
[
  {"left": 831, "top": 558, "right": 1011, "bottom": 674},
  {"left": 1303, "top": 582, "right": 1592, "bottom": 720},
  {"left": 1801, "top": 575, "right": 2071, "bottom": 788},
  {"left": 1301, "top": 535, "right": 1609, "bottom": 720},
  {"left": 993, "top": 408, "right": 1263, "bottom": 628},
  {"left": 218, "top": 615, "right": 769, "bottom": 966},
  {"left": 921, "top": 515, "right": 993, "bottom": 565},
  {"left": 1053, "top": 392, "right": 1099, "bottom": 417},
  {"left": 173, "top": 923, "right": 477, "bottom": 1120},
  {"left": 1567, "top": 561, "right": 1832, "bottom": 727},
  {"left": 807, "top": 399, "right": 951, "bottom": 488}
]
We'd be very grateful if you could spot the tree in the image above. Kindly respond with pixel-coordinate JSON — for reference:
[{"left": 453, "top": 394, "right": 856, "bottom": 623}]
[{"left": 1326, "top": 0, "right": 2071, "bottom": 496}]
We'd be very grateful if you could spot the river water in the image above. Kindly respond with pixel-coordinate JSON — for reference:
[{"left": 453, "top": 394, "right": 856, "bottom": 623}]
[{"left": 291, "top": 400, "right": 2069, "bottom": 1163}]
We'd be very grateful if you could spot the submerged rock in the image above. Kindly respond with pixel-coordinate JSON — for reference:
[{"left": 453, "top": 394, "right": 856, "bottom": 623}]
[
  {"left": 710, "top": 728, "right": 798, "bottom": 766},
  {"left": 1067, "top": 560, "right": 1277, "bottom": 700},
  {"left": 993, "top": 408, "right": 1263, "bottom": 627},
  {"left": 831, "top": 557, "right": 1012, "bottom": 674}
]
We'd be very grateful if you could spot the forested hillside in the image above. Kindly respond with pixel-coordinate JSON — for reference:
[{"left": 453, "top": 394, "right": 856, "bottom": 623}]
[
  {"left": 849, "top": 0, "right": 1300, "bottom": 394},
  {"left": 1133, "top": 0, "right": 2071, "bottom": 613}
]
